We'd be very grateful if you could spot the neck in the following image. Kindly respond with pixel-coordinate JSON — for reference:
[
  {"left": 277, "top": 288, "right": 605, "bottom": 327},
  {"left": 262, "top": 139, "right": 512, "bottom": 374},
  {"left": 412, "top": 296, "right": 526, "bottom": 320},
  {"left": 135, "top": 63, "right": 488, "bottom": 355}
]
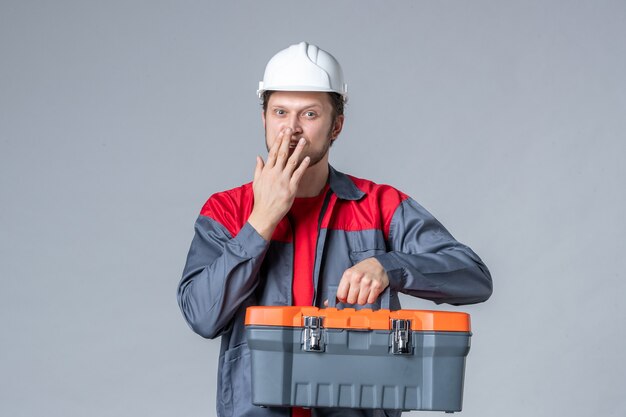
[{"left": 295, "top": 160, "right": 329, "bottom": 197}]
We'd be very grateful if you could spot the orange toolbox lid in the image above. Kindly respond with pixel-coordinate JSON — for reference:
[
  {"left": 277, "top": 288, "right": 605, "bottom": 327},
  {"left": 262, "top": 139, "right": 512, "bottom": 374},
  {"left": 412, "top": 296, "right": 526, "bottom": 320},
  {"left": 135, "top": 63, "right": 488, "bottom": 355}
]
[{"left": 245, "top": 306, "right": 470, "bottom": 332}]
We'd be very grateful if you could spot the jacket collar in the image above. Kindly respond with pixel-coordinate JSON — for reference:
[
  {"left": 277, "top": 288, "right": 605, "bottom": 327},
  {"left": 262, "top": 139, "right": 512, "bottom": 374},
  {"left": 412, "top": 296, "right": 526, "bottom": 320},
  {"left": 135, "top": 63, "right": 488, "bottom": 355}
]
[{"left": 328, "top": 165, "right": 366, "bottom": 201}]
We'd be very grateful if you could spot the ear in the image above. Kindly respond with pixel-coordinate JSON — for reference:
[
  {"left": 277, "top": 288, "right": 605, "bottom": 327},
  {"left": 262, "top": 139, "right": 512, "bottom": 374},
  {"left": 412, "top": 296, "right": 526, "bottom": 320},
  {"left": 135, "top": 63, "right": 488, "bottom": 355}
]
[
  {"left": 331, "top": 115, "right": 345, "bottom": 140},
  {"left": 261, "top": 109, "right": 266, "bottom": 129}
]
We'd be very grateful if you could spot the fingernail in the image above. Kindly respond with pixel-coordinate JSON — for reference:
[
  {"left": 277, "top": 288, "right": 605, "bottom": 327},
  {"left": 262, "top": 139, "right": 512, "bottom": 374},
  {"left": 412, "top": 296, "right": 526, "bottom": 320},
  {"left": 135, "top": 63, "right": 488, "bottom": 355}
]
[{"left": 298, "top": 138, "right": 306, "bottom": 145}]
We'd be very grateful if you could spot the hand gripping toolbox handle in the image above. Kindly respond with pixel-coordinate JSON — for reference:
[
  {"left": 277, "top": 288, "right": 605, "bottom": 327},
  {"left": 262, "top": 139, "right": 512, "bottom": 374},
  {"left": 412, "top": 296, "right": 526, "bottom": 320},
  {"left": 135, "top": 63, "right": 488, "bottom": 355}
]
[{"left": 327, "top": 285, "right": 392, "bottom": 310}]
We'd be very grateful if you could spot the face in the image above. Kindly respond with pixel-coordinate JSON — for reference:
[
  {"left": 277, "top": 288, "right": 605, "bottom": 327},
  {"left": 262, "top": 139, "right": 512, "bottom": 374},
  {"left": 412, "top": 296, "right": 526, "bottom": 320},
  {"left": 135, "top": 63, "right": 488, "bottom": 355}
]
[{"left": 262, "top": 91, "right": 344, "bottom": 167}]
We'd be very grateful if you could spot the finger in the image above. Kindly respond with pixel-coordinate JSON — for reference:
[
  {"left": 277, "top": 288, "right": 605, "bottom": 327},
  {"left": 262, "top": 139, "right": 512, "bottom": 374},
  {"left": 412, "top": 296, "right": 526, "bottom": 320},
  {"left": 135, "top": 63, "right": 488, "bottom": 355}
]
[
  {"left": 275, "top": 128, "right": 292, "bottom": 168},
  {"left": 366, "top": 283, "right": 384, "bottom": 304},
  {"left": 289, "top": 156, "right": 310, "bottom": 190},
  {"left": 265, "top": 131, "right": 283, "bottom": 168},
  {"left": 336, "top": 272, "right": 351, "bottom": 302},
  {"left": 346, "top": 282, "right": 360, "bottom": 305},
  {"left": 357, "top": 280, "right": 371, "bottom": 305},
  {"left": 253, "top": 156, "right": 264, "bottom": 183},
  {"left": 284, "top": 137, "right": 307, "bottom": 176},
  {"left": 340, "top": 269, "right": 362, "bottom": 304}
]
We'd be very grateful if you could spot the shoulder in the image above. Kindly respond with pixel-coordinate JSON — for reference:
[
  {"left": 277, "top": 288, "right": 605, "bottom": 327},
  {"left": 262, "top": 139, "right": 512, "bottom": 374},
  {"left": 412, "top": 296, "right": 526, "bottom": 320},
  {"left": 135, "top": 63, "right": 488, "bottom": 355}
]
[
  {"left": 199, "top": 182, "right": 254, "bottom": 237},
  {"left": 200, "top": 182, "right": 253, "bottom": 216},
  {"left": 330, "top": 174, "right": 410, "bottom": 238},
  {"left": 347, "top": 174, "right": 409, "bottom": 210}
]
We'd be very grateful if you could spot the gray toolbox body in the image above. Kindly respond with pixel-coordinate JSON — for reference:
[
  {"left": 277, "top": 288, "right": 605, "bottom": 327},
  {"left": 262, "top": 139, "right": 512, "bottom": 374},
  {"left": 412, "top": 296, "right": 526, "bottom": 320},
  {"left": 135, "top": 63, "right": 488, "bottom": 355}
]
[{"left": 245, "top": 305, "right": 471, "bottom": 412}]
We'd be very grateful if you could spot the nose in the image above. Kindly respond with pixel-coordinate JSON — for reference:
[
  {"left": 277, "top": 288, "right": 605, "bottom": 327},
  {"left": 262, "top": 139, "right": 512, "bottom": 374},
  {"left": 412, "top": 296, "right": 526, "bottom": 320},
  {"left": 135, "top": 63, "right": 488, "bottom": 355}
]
[{"left": 284, "top": 114, "right": 303, "bottom": 137}]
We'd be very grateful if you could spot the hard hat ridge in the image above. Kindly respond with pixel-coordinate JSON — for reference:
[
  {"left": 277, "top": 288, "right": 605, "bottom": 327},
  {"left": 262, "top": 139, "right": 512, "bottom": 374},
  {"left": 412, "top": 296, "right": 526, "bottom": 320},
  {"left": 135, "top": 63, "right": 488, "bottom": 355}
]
[{"left": 258, "top": 41, "right": 348, "bottom": 102}]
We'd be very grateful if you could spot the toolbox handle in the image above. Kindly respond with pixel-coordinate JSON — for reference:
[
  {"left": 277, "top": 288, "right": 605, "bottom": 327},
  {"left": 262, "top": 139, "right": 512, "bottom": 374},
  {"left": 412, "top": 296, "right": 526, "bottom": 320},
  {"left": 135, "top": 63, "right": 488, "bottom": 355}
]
[{"left": 327, "top": 286, "right": 391, "bottom": 310}]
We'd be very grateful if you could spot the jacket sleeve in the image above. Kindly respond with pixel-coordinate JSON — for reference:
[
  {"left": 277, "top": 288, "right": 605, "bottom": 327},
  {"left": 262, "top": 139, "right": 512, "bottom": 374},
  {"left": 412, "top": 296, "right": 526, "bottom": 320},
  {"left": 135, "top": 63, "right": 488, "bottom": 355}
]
[
  {"left": 177, "top": 216, "right": 269, "bottom": 339},
  {"left": 374, "top": 197, "right": 492, "bottom": 305}
]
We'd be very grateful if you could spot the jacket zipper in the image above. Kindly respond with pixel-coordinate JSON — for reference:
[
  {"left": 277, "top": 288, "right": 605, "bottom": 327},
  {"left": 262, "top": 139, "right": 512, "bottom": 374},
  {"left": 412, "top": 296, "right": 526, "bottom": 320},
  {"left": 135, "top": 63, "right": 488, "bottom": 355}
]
[
  {"left": 312, "top": 189, "right": 333, "bottom": 306},
  {"left": 286, "top": 215, "right": 295, "bottom": 306}
]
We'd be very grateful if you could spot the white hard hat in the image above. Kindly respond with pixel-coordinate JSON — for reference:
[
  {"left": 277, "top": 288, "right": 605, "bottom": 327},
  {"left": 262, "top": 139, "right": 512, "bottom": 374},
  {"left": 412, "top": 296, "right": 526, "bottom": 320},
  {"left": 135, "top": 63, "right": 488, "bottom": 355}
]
[{"left": 258, "top": 41, "right": 348, "bottom": 102}]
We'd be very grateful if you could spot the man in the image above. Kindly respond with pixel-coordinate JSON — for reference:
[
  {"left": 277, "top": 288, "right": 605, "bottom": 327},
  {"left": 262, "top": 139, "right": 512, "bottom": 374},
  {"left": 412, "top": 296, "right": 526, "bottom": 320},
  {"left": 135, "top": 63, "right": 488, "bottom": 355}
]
[{"left": 178, "top": 42, "right": 492, "bottom": 417}]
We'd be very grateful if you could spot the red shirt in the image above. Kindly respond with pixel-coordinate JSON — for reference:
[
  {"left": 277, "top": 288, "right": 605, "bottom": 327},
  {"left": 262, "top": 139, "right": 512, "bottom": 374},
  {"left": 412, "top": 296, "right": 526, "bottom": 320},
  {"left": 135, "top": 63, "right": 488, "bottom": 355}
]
[
  {"left": 288, "top": 185, "right": 328, "bottom": 416},
  {"left": 288, "top": 185, "right": 328, "bottom": 306}
]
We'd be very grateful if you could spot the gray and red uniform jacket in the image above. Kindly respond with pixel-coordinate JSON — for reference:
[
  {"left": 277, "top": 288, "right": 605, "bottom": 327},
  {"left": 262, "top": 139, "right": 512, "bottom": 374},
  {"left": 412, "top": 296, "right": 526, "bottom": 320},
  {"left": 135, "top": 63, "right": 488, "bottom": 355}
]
[{"left": 178, "top": 166, "right": 492, "bottom": 417}]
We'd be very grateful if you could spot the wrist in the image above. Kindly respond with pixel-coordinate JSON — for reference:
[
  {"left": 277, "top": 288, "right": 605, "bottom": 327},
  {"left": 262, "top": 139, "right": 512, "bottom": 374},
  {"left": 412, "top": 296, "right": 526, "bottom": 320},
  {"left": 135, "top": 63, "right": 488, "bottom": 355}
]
[{"left": 248, "top": 210, "right": 278, "bottom": 241}]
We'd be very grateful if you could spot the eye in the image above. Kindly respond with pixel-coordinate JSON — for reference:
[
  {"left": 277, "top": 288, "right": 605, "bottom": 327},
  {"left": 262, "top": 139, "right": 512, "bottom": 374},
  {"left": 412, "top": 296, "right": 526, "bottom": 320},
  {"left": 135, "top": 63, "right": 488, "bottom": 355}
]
[
  {"left": 274, "top": 109, "right": 285, "bottom": 115},
  {"left": 304, "top": 111, "right": 317, "bottom": 118}
]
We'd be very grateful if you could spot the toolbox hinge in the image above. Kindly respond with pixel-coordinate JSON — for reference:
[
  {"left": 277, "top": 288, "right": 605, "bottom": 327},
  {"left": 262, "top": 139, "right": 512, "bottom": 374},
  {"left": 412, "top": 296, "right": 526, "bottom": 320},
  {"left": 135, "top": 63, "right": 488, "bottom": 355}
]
[
  {"left": 302, "top": 316, "right": 325, "bottom": 352},
  {"left": 391, "top": 319, "right": 412, "bottom": 355}
]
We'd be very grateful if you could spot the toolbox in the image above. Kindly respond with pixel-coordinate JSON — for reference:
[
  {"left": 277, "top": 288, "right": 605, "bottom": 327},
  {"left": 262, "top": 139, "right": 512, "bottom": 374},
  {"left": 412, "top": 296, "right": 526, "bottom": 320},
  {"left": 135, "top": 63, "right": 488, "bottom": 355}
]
[{"left": 245, "top": 304, "right": 472, "bottom": 412}]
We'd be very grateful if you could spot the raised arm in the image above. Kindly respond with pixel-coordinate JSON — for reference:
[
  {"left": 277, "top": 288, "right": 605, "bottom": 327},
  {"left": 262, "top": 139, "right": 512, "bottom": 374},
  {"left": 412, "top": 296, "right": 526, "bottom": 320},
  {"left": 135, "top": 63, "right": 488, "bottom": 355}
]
[
  {"left": 178, "top": 128, "right": 310, "bottom": 338},
  {"left": 178, "top": 218, "right": 269, "bottom": 339}
]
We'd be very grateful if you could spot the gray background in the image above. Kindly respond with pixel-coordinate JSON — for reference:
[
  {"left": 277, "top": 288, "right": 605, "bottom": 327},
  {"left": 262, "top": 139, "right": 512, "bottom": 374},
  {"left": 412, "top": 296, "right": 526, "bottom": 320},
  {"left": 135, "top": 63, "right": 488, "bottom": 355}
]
[{"left": 1, "top": 1, "right": 625, "bottom": 416}]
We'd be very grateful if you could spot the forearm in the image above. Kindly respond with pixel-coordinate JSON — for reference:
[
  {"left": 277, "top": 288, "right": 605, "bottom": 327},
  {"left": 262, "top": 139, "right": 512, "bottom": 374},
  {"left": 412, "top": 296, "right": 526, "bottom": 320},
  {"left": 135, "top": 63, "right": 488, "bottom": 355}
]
[
  {"left": 378, "top": 197, "right": 492, "bottom": 306},
  {"left": 375, "top": 245, "right": 492, "bottom": 305}
]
